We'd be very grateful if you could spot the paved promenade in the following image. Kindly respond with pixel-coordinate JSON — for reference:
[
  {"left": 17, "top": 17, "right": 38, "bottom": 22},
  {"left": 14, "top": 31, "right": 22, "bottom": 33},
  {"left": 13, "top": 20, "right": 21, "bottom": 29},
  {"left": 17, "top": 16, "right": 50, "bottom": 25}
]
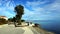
[{"left": 0, "top": 24, "right": 40, "bottom": 34}]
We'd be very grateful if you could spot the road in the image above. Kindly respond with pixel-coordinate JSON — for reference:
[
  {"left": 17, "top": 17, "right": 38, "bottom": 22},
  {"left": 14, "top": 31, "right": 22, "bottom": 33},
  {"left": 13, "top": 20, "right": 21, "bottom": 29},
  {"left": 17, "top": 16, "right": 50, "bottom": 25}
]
[{"left": 0, "top": 24, "right": 40, "bottom": 34}]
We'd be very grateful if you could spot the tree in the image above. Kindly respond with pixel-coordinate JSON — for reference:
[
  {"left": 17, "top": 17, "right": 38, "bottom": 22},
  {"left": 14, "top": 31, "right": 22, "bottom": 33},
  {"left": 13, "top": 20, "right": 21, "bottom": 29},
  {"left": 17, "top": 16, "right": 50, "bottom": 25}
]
[
  {"left": 14, "top": 5, "right": 24, "bottom": 25},
  {"left": 12, "top": 17, "right": 17, "bottom": 26},
  {"left": 21, "top": 20, "right": 25, "bottom": 22},
  {"left": 8, "top": 18, "right": 13, "bottom": 22},
  {"left": 0, "top": 18, "right": 7, "bottom": 25}
]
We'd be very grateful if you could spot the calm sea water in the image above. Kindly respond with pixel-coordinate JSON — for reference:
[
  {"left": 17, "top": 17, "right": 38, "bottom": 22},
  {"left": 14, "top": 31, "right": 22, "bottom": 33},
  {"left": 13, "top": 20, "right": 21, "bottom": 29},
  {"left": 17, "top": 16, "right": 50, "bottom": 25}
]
[{"left": 26, "top": 20, "right": 60, "bottom": 34}]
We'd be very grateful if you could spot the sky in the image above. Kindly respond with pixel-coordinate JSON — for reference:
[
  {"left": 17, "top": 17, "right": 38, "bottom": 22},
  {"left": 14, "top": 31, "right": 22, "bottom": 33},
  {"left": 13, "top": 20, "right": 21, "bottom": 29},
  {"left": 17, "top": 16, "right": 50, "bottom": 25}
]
[{"left": 0, "top": 0, "right": 60, "bottom": 20}]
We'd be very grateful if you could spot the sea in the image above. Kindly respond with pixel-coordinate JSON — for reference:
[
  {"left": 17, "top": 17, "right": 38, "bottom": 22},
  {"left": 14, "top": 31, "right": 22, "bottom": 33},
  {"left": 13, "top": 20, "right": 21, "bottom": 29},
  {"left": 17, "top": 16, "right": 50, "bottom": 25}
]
[{"left": 26, "top": 20, "right": 60, "bottom": 34}]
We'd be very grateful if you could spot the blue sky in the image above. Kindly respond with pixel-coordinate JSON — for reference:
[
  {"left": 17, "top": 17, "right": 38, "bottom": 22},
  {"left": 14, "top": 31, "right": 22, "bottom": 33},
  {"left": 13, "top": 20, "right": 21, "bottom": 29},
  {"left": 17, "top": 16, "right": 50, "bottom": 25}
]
[{"left": 0, "top": 0, "right": 60, "bottom": 20}]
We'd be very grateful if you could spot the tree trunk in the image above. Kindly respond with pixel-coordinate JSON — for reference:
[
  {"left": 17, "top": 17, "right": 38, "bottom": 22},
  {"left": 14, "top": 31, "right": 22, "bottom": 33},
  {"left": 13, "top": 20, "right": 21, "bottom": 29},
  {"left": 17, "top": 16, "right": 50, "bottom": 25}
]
[
  {"left": 17, "top": 15, "right": 22, "bottom": 25},
  {"left": 17, "top": 20, "right": 21, "bottom": 25}
]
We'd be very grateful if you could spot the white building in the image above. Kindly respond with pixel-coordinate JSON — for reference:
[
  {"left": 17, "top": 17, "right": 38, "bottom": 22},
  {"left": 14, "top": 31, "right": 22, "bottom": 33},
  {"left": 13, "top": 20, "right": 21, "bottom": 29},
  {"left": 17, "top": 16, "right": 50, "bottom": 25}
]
[{"left": 0, "top": 16, "right": 8, "bottom": 20}]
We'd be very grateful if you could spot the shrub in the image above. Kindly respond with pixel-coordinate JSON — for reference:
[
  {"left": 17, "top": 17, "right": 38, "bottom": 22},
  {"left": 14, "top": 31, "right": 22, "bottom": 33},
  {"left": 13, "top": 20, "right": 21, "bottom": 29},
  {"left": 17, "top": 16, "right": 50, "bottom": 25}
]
[{"left": 0, "top": 18, "right": 7, "bottom": 25}]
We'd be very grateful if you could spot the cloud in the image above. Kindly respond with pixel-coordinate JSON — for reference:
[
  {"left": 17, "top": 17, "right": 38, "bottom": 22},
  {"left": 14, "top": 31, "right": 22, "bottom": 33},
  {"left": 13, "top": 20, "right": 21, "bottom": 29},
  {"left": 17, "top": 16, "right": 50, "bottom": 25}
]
[
  {"left": 0, "top": 0, "right": 60, "bottom": 20},
  {"left": 0, "top": 0, "right": 15, "bottom": 18},
  {"left": 22, "top": 8, "right": 35, "bottom": 20},
  {"left": 22, "top": 0, "right": 60, "bottom": 20}
]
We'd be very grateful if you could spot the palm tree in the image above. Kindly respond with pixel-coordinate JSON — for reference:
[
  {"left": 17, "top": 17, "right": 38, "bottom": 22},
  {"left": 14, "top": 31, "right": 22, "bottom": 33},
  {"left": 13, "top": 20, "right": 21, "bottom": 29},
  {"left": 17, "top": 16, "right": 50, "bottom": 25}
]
[{"left": 14, "top": 5, "right": 24, "bottom": 25}]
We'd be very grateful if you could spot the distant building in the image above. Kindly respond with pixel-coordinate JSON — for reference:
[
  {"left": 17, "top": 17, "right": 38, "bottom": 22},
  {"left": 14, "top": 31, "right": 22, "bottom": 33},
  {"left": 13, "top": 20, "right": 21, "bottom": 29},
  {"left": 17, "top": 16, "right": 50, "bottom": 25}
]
[{"left": 0, "top": 16, "right": 8, "bottom": 20}]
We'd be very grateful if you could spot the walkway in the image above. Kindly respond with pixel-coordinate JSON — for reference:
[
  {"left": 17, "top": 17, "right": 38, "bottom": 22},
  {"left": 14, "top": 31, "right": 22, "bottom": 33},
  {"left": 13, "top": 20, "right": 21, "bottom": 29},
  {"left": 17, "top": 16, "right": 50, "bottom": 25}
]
[{"left": 0, "top": 24, "right": 40, "bottom": 34}]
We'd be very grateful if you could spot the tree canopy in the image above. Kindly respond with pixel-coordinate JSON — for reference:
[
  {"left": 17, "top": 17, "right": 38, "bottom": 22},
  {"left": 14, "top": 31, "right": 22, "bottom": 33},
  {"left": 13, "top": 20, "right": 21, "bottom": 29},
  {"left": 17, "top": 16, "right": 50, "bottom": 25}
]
[
  {"left": 14, "top": 5, "right": 24, "bottom": 25},
  {"left": 14, "top": 5, "right": 24, "bottom": 15}
]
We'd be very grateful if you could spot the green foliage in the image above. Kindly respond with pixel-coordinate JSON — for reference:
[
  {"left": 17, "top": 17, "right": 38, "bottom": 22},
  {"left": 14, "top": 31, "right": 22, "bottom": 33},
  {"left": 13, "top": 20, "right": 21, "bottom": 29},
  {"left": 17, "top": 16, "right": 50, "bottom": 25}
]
[
  {"left": 8, "top": 17, "right": 16, "bottom": 22},
  {"left": 14, "top": 5, "right": 24, "bottom": 25},
  {"left": 12, "top": 17, "right": 16, "bottom": 22},
  {"left": 8, "top": 18, "right": 13, "bottom": 22},
  {"left": 0, "top": 18, "right": 7, "bottom": 25},
  {"left": 21, "top": 20, "right": 25, "bottom": 22},
  {"left": 14, "top": 5, "right": 24, "bottom": 15}
]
